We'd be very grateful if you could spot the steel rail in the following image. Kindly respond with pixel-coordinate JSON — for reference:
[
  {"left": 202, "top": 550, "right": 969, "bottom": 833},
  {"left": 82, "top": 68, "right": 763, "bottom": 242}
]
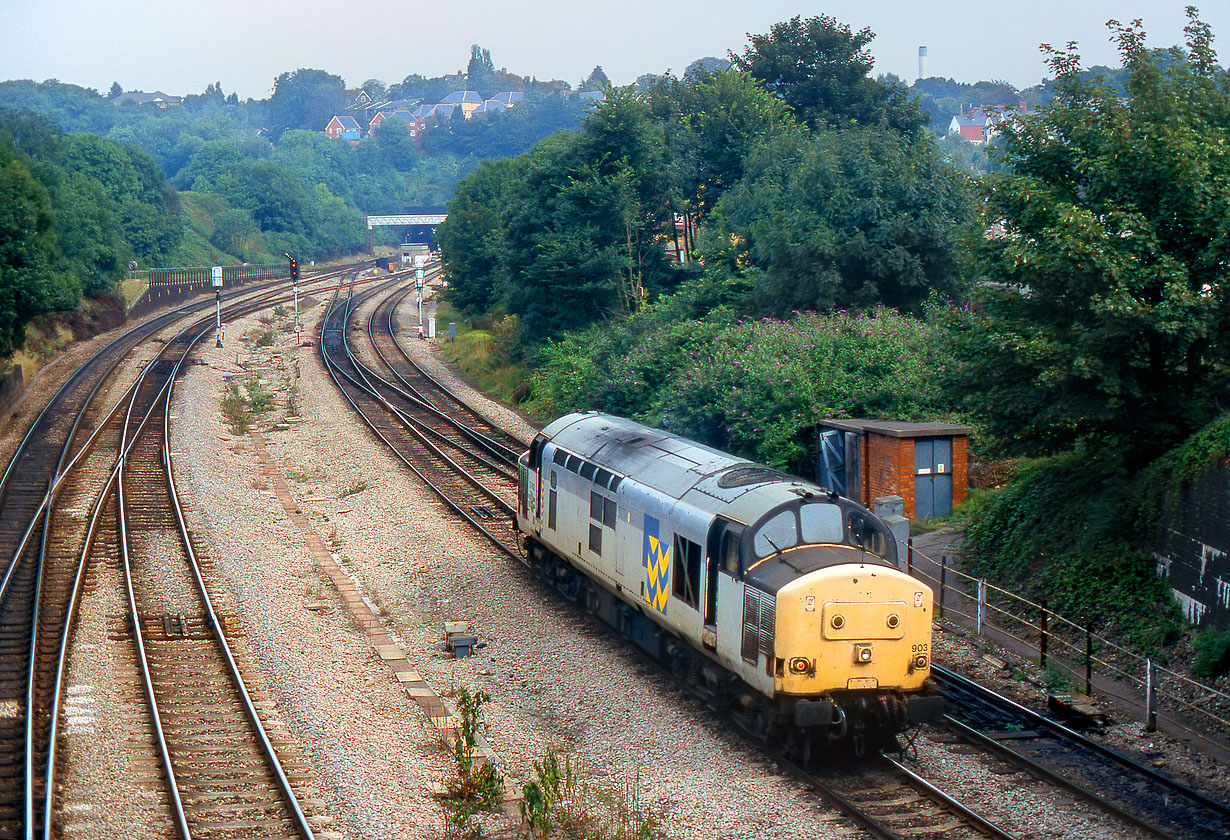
[
  {"left": 333, "top": 279, "right": 517, "bottom": 494},
  {"left": 319, "top": 281, "right": 521, "bottom": 560},
  {"left": 934, "top": 664, "right": 1230, "bottom": 840},
  {"left": 350, "top": 282, "right": 519, "bottom": 478},
  {"left": 878, "top": 752, "right": 1021, "bottom": 840},
  {"left": 366, "top": 276, "right": 524, "bottom": 464},
  {"left": 19, "top": 276, "right": 338, "bottom": 838},
  {"left": 336, "top": 285, "right": 517, "bottom": 507},
  {"left": 117, "top": 345, "right": 193, "bottom": 840},
  {"left": 163, "top": 323, "right": 317, "bottom": 839}
]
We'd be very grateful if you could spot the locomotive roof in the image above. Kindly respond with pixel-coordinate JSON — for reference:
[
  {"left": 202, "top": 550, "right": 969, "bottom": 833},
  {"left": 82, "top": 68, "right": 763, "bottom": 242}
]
[{"left": 540, "top": 412, "right": 827, "bottom": 519}]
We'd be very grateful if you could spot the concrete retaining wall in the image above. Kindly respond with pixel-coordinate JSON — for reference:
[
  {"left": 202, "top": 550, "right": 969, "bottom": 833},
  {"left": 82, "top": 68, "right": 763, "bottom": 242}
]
[{"left": 1155, "top": 463, "right": 1230, "bottom": 627}]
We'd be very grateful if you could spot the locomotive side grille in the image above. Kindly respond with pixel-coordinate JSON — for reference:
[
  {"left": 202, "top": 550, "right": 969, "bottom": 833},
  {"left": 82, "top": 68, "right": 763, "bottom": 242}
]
[
  {"left": 759, "top": 598, "right": 775, "bottom": 661},
  {"left": 741, "top": 587, "right": 775, "bottom": 664},
  {"left": 741, "top": 589, "right": 760, "bottom": 663}
]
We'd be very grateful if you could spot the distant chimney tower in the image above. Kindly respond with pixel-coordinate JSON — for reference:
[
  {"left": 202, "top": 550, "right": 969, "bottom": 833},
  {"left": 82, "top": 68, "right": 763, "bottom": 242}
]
[{"left": 918, "top": 46, "right": 929, "bottom": 81}]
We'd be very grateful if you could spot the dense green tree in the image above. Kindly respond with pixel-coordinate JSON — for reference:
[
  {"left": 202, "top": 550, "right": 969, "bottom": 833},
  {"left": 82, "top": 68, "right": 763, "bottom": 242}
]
[
  {"left": 0, "top": 139, "right": 63, "bottom": 354},
  {"left": 267, "top": 68, "right": 348, "bottom": 140},
  {"left": 941, "top": 11, "right": 1230, "bottom": 457},
  {"left": 50, "top": 171, "right": 129, "bottom": 292},
  {"left": 360, "top": 78, "right": 389, "bottom": 104},
  {"left": 703, "top": 126, "right": 975, "bottom": 315},
  {"left": 59, "top": 134, "right": 181, "bottom": 263},
  {"left": 438, "top": 157, "right": 516, "bottom": 311},
  {"left": 581, "top": 66, "right": 609, "bottom": 91},
  {"left": 731, "top": 15, "right": 926, "bottom": 134},
  {"left": 650, "top": 69, "right": 795, "bottom": 225},
  {"left": 210, "top": 207, "right": 262, "bottom": 259},
  {"left": 467, "top": 45, "right": 497, "bottom": 96}
]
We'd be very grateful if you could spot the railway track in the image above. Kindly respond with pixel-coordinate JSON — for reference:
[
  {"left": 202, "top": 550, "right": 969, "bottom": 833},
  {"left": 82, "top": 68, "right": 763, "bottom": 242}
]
[
  {"left": 334, "top": 275, "right": 1230, "bottom": 839},
  {"left": 365, "top": 277, "right": 527, "bottom": 461},
  {"left": 788, "top": 751, "right": 1019, "bottom": 840},
  {"left": 318, "top": 277, "right": 520, "bottom": 559},
  {"left": 328, "top": 276, "right": 1034, "bottom": 840},
  {"left": 0, "top": 265, "right": 352, "bottom": 838},
  {"left": 935, "top": 665, "right": 1230, "bottom": 840},
  {"left": 115, "top": 319, "right": 320, "bottom": 839}
]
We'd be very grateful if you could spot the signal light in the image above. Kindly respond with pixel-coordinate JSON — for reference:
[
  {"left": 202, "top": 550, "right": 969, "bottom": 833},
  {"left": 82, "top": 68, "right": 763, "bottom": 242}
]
[{"left": 789, "top": 657, "right": 811, "bottom": 675}]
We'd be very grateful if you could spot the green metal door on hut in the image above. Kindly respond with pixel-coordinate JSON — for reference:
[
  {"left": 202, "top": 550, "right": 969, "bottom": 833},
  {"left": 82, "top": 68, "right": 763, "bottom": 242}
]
[{"left": 914, "top": 438, "right": 953, "bottom": 519}]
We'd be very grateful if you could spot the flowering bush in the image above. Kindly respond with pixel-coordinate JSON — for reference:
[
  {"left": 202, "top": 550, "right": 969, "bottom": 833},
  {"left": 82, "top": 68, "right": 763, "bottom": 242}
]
[{"left": 528, "top": 306, "right": 956, "bottom": 474}]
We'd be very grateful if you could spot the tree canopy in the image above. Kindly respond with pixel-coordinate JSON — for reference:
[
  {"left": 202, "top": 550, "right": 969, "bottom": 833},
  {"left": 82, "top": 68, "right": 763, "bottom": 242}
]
[
  {"left": 731, "top": 15, "right": 926, "bottom": 135},
  {"left": 941, "top": 9, "right": 1230, "bottom": 456}
]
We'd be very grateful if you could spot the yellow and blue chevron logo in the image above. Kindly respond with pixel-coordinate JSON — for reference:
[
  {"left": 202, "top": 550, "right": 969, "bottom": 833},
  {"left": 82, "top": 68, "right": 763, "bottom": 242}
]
[{"left": 643, "top": 514, "right": 671, "bottom": 614}]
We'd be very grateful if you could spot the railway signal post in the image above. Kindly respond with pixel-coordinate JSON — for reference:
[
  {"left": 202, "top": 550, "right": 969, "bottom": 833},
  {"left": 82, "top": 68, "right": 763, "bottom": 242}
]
[
  {"left": 211, "top": 266, "right": 223, "bottom": 347},
  {"left": 284, "top": 253, "right": 300, "bottom": 335},
  {"left": 415, "top": 268, "right": 424, "bottom": 335}
]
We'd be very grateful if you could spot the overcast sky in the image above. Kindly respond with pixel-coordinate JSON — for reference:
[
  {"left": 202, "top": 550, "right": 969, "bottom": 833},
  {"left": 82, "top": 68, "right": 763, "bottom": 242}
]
[{"left": 2, "top": 1, "right": 1225, "bottom": 100}]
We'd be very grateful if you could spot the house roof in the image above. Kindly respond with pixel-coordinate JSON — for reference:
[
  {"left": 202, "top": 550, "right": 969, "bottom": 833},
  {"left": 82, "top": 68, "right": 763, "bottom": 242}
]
[
  {"left": 439, "top": 90, "right": 482, "bottom": 105},
  {"left": 489, "top": 91, "right": 525, "bottom": 105},
  {"left": 428, "top": 103, "right": 458, "bottom": 119},
  {"left": 329, "top": 115, "right": 361, "bottom": 130},
  {"left": 950, "top": 113, "right": 987, "bottom": 128},
  {"left": 113, "top": 90, "right": 183, "bottom": 106},
  {"left": 473, "top": 100, "right": 508, "bottom": 116}
]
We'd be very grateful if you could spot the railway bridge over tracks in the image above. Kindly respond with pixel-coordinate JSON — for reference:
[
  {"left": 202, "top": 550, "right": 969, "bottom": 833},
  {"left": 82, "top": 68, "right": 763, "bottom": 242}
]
[{"left": 366, "top": 209, "right": 446, "bottom": 252}]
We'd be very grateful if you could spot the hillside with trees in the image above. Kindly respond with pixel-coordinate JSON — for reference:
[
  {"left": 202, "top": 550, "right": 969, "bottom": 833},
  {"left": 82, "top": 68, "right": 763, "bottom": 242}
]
[{"left": 0, "top": 47, "right": 592, "bottom": 356}]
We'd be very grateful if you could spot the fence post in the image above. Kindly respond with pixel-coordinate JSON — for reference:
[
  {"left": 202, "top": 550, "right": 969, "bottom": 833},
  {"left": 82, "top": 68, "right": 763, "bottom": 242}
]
[
  {"left": 1145, "top": 659, "right": 1157, "bottom": 732},
  {"left": 977, "top": 579, "right": 985, "bottom": 635},
  {"left": 1085, "top": 625, "right": 1093, "bottom": 696},
  {"left": 938, "top": 555, "right": 947, "bottom": 621},
  {"left": 1039, "top": 601, "right": 1048, "bottom": 668},
  {"left": 907, "top": 537, "right": 913, "bottom": 578}
]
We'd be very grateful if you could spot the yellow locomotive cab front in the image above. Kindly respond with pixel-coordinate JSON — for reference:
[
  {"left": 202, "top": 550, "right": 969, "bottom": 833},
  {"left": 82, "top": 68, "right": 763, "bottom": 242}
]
[{"left": 774, "top": 562, "right": 933, "bottom": 697}]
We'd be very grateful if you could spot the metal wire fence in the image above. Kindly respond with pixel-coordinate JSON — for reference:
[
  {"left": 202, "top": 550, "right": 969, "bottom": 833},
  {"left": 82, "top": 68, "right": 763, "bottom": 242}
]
[{"left": 904, "top": 537, "right": 1230, "bottom": 752}]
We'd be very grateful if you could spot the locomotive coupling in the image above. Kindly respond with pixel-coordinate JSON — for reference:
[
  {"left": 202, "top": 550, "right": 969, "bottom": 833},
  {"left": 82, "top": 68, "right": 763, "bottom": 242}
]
[{"left": 794, "top": 698, "right": 836, "bottom": 728}]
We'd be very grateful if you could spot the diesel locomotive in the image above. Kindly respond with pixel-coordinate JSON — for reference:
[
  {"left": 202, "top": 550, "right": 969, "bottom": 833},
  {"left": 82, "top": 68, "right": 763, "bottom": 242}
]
[{"left": 515, "top": 412, "right": 944, "bottom": 753}]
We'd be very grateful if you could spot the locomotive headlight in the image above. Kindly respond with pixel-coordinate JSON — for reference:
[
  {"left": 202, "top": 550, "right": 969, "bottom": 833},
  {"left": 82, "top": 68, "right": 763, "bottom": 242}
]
[
  {"left": 886, "top": 613, "right": 900, "bottom": 629},
  {"left": 831, "top": 614, "right": 845, "bottom": 630},
  {"left": 853, "top": 643, "right": 873, "bottom": 664},
  {"left": 789, "top": 657, "right": 811, "bottom": 675}
]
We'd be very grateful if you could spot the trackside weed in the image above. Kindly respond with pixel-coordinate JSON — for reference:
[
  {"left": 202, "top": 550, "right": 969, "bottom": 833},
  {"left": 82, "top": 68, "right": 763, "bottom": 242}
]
[{"left": 441, "top": 688, "right": 504, "bottom": 839}]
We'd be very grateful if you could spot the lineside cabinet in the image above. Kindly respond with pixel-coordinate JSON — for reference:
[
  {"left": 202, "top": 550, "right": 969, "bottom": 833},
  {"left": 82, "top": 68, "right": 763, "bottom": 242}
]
[{"left": 818, "top": 420, "right": 973, "bottom": 520}]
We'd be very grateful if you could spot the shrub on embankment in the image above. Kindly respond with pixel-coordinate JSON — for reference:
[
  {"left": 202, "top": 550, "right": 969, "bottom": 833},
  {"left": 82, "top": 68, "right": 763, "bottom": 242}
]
[
  {"left": 522, "top": 305, "right": 957, "bottom": 477},
  {"left": 964, "top": 413, "right": 1230, "bottom": 656}
]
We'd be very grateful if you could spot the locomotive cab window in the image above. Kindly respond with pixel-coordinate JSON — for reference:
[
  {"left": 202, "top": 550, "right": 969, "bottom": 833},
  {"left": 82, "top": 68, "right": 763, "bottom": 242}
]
[
  {"left": 753, "top": 509, "right": 798, "bottom": 558},
  {"left": 580, "top": 462, "right": 597, "bottom": 481},
  {"left": 719, "top": 525, "right": 744, "bottom": 576},
  {"left": 800, "top": 503, "right": 844, "bottom": 544},
  {"left": 848, "top": 512, "right": 885, "bottom": 556}
]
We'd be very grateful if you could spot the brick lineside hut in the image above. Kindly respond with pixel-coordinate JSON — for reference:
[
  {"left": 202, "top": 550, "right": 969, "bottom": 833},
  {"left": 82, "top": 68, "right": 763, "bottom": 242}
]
[{"left": 819, "top": 419, "right": 973, "bottom": 520}]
